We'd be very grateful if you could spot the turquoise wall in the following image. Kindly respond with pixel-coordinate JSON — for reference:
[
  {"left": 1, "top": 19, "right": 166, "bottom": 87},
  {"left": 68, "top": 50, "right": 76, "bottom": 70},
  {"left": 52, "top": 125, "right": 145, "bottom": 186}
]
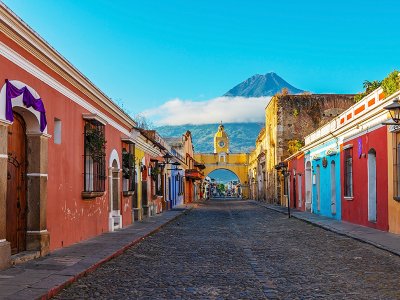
[{"left": 310, "top": 141, "right": 341, "bottom": 220}]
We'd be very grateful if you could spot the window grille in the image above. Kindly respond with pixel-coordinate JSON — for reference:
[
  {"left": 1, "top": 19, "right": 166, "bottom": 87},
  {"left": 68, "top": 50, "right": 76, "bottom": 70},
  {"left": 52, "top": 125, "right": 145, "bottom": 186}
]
[
  {"left": 344, "top": 148, "right": 353, "bottom": 197},
  {"left": 151, "top": 162, "right": 163, "bottom": 196},
  {"left": 122, "top": 144, "right": 135, "bottom": 192},
  {"left": 83, "top": 120, "right": 106, "bottom": 192}
]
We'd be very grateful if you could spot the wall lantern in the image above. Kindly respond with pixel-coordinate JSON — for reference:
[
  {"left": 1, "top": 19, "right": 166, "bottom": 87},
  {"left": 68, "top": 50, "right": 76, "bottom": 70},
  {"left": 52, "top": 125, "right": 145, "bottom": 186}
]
[
  {"left": 383, "top": 98, "right": 400, "bottom": 124},
  {"left": 163, "top": 153, "right": 173, "bottom": 164}
]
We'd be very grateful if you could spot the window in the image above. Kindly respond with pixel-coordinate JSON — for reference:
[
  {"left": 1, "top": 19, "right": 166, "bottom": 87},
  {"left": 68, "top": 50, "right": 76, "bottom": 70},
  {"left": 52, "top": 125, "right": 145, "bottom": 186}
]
[
  {"left": 122, "top": 144, "right": 135, "bottom": 193},
  {"left": 54, "top": 118, "right": 61, "bottom": 144},
  {"left": 344, "top": 147, "right": 353, "bottom": 197},
  {"left": 151, "top": 162, "right": 163, "bottom": 196},
  {"left": 177, "top": 174, "right": 184, "bottom": 195},
  {"left": 83, "top": 120, "right": 106, "bottom": 192}
]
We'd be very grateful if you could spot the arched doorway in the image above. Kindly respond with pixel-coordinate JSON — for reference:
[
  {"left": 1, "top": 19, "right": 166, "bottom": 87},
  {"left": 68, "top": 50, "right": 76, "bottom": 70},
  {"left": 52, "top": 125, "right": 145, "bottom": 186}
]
[
  {"left": 331, "top": 161, "right": 337, "bottom": 215},
  {"left": 305, "top": 161, "right": 312, "bottom": 212},
  {"left": 207, "top": 169, "right": 241, "bottom": 199},
  {"left": 109, "top": 150, "right": 121, "bottom": 231},
  {"left": 0, "top": 80, "right": 50, "bottom": 262},
  {"left": 6, "top": 113, "right": 27, "bottom": 254},
  {"left": 368, "top": 148, "right": 377, "bottom": 222}
]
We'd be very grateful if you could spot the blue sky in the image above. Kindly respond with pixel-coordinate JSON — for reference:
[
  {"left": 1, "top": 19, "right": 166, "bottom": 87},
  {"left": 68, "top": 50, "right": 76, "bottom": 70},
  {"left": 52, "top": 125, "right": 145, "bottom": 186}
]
[{"left": 3, "top": 0, "right": 400, "bottom": 124}]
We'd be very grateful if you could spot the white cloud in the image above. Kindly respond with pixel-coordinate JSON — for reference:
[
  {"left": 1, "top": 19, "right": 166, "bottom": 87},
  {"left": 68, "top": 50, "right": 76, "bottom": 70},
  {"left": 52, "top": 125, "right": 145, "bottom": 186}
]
[{"left": 142, "top": 96, "right": 271, "bottom": 126}]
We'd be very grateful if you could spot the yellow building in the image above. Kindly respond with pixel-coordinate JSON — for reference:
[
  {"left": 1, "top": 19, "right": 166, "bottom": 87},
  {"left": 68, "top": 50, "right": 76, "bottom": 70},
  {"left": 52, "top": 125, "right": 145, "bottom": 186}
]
[
  {"left": 133, "top": 147, "right": 145, "bottom": 221},
  {"left": 248, "top": 127, "right": 266, "bottom": 201},
  {"left": 194, "top": 123, "right": 250, "bottom": 198}
]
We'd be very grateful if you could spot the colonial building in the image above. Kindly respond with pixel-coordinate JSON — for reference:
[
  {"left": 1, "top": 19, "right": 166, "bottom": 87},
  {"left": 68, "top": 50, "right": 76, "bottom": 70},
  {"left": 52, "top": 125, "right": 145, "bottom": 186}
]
[
  {"left": 283, "top": 82, "right": 399, "bottom": 232},
  {"left": 265, "top": 93, "right": 355, "bottom": 205},
  {"left": 165, "top": 131, "right": 204, "bottom": 205},
  {"left": 0, "top": 4, "right": 185, "bottom": 270},
  {"left": 0, "top": 4, "right": 153, "bottom": 268},
  {"left": 248, "top": 127, "right": 266, "bottom": 201}
]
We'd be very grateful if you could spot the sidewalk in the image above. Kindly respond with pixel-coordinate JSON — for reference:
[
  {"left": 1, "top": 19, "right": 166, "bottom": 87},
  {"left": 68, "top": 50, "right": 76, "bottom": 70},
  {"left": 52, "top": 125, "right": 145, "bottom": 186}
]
[
  {"left": 255, "top": 201, "right": 400, "bottom": 257},
  {"left": 0, "top": 205, "right": 193, "bottom": 300}
]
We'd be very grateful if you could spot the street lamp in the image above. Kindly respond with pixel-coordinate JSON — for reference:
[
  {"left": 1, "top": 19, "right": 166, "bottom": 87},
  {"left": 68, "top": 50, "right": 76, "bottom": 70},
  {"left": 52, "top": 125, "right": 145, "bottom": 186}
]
[
  {"left": 384, "top": 98, "right": 400, "bottom": 123},
  {"left": 275, "top": 161, "right": 290, "bottom": 218}
]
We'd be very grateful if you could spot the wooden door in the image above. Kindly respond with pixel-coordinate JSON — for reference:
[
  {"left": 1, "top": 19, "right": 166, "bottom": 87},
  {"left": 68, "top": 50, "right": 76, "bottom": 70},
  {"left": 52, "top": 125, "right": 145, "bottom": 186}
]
[
  {"left": 6, "top": 113, "right": 27, "bottom": 255},
  {"left": 142, "top": 181, "right": 147, "bottom": 206}
]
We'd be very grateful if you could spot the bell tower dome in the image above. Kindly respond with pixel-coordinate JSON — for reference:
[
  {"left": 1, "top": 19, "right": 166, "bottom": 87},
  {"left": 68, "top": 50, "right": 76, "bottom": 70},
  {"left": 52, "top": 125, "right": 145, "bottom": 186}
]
[{"left": 214, "top": 122, "right": 229, "bottom": 153}]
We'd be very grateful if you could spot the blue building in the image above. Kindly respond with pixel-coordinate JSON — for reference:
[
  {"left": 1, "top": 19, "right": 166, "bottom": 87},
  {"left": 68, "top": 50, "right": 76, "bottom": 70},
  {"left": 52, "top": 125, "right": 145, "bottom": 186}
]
[
  {"left": 309, "top": 139, "right": 341, "bottom": 220},
  {"left": 170, "top": 167, "right": 184, "bottom": 207}
]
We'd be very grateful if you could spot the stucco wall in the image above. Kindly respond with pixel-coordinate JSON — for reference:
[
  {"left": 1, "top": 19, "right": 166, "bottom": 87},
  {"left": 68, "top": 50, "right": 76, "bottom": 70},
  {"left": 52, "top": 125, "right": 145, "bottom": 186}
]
[
  {"left": 0, "top": 34, "right": 134, "bottom": 251},
  {"left": 341, "top": 126, "right": 388, "bottom": 231}
]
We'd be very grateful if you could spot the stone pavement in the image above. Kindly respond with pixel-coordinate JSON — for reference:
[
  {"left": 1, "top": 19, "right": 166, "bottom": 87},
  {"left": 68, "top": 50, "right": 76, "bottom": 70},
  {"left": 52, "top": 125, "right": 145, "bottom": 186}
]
[
  {"left": 260, "top": 202, "right": 400, "bottom": 257},
  {"left": 0, "top": 205, "right": 192, "bottom": 300},
  {"left": 55, "top": 199, "right": 400, "bottom": 299}
]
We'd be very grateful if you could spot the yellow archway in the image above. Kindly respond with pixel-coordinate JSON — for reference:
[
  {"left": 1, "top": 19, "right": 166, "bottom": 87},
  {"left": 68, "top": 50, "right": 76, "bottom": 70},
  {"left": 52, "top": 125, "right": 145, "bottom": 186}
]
[{"left": 194, "top": 152, "right": 250, "bottom": 198}]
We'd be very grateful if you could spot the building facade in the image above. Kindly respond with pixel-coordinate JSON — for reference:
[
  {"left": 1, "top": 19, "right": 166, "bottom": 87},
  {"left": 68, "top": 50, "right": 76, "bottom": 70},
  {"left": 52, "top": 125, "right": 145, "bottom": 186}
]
[
  {"left": 265, "top": 93, "right": 355, "bottom": 205},
  {"left": 0, "top": 4, "right": 149, "bottom": 268}
]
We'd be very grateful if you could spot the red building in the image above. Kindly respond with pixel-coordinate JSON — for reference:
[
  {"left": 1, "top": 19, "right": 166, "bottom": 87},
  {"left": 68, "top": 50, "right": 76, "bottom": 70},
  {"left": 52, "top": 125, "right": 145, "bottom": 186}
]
[
  {"left": 341, "top": 126, "right": 389, "bottom": 231},
  {"left": 286, "top": 153, "right": 306, "bottom": 211},
  {"left": 0, "top": 4, "right": 144, "bottom": 269}
]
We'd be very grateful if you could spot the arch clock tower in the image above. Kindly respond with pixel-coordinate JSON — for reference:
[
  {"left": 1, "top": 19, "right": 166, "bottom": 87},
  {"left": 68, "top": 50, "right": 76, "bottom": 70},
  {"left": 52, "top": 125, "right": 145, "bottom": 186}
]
[{"left": 214, "top": 122, "right": 229, "bottom": 154}]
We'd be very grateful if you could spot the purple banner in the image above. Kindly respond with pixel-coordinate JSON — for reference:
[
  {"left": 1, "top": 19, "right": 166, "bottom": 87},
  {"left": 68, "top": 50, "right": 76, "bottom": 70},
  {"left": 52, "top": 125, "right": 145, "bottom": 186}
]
[
  {"left": 5, "top": 80, "right": 47, "bottom": 132},
  {"left": 358, "top": 137, "right": 362, "bottom": 158}
]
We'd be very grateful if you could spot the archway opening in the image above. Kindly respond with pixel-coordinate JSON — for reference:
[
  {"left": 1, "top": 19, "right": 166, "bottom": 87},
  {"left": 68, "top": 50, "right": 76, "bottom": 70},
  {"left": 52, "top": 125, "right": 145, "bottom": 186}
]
[{"left": 207, "top": 169, "right": 241, "bottom": 199}]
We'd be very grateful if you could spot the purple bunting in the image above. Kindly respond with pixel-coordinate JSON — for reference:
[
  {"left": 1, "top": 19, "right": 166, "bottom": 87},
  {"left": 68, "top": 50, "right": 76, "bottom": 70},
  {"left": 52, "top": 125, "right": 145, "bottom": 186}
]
[{"left": 5, "top": 80, "right": 47, "bottom": 132}]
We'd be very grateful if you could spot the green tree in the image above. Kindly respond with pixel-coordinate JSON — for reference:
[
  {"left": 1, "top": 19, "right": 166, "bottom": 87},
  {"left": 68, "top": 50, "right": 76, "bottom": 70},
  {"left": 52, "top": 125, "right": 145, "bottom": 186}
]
[
  {"left": 381, "top": 70, "right": 400, "bottom": 97},
  {"left": 354, "top": 79, "right": 381, "bottom": 102},
  {"left": 217, "top": 183, "right": 225, "bottom": 193},
  {"left": 363, "top": 80, "right": 382, "bottom": 94}
]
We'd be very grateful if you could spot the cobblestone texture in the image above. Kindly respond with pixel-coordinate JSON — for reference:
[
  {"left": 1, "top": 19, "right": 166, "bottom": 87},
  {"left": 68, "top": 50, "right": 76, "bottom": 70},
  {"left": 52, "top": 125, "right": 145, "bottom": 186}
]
[{"left": 55, "top": 200, "right": 400, "bottom": 299}]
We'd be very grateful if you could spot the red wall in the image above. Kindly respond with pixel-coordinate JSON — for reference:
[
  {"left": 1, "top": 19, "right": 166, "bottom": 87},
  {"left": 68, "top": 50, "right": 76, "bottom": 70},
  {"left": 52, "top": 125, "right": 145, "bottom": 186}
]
[
  {"left": 288, "top": 155, "right": 305, "bottom": 211},
  {"left": 1, "top": 34, "right": 133, "bottom": 250},
  {"left": 341, "top": 126, "right": 388, "bottom": 231}
]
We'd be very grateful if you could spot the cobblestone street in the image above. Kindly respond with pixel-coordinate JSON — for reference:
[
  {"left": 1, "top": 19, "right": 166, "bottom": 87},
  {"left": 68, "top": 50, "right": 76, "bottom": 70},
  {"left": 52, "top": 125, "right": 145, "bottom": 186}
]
[{"left": 55, "top": 200, "right": 400, "bottom": 299}]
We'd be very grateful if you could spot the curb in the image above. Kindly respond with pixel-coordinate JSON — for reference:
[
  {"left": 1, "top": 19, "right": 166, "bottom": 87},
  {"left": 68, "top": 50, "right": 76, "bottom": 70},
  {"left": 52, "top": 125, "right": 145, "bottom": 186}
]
[
  {"left": 253, "top": 201, "right": 400, "bottom": 258},
  {"left": 39, "top": 205, "right": 194, "bottom": 300}
]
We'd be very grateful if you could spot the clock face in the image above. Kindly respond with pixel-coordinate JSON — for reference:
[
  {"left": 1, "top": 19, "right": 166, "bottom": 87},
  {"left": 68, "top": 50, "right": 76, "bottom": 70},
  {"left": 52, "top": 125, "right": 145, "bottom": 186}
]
[{"left": 218, "top": 140, "right": 225, "bottom": 148}]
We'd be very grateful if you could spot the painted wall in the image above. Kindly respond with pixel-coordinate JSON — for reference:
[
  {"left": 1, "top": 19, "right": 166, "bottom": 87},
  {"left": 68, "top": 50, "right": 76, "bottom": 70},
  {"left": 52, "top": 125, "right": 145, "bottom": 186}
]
[
  {"left": 170, "top": 169, "right": 184, "bottom": 207},
  {"left": 0, "top": 33, "right": 134, "bottom": 251},
  {"left": 287, "top": 154, "right": 306, "bottom": 211},
  {"left": 248, "top": 128, "right": 266, "bottom": 201},
  {"left": 341, "top": 126, "right": 388, "bottom": 231},
  {"left": 311, "top": 153, "right": 341, "bottom": 220}
]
